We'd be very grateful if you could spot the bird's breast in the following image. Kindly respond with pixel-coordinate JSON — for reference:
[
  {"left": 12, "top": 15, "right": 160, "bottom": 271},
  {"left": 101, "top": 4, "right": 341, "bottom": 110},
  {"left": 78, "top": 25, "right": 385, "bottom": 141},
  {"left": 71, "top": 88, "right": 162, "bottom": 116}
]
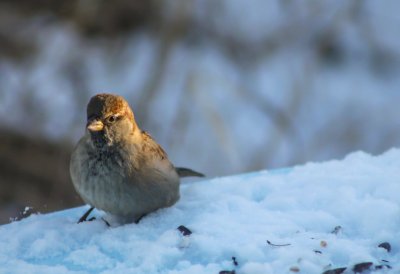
[
  {"left": 74, "top": 148, "right": 132, "bottom": 213},
  {"left": 71, "top": 142, "right": 180, "bottom": 219}
]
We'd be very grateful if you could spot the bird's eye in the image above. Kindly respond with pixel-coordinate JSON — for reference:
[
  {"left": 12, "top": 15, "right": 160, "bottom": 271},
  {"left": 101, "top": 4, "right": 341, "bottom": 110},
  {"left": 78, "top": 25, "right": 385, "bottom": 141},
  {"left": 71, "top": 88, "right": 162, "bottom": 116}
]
[{"left": 107, "top": 115, "right": 118, "bottom": 123}]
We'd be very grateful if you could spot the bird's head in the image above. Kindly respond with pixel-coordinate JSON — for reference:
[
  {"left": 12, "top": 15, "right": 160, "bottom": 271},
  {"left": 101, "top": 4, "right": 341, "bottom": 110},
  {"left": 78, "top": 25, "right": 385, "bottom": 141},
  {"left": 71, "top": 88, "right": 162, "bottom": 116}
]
[{"left": 86, "top": 93, "right": 137, "bottom": 147}]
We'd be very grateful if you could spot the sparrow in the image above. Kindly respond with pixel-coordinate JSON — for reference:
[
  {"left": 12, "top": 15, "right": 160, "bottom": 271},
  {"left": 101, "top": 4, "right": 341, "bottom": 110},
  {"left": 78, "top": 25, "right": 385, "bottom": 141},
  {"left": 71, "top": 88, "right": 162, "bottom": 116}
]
[{"left": 70, "top": 93, "right": 203, "bottom": 224}]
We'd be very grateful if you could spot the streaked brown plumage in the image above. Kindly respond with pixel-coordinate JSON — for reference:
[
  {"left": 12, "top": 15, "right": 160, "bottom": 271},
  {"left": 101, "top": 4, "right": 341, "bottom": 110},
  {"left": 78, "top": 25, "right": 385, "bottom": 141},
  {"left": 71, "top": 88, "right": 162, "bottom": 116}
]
[{"left": 70, "top": 93, "right": 203, "bottom": 224}]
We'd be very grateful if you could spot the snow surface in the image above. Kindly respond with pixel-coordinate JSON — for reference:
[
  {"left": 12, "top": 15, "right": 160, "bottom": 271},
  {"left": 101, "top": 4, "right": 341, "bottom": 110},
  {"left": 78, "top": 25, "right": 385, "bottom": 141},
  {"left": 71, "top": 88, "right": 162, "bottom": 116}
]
[{"left": 1, "top": 150, "right": 400, "bottom": 273}]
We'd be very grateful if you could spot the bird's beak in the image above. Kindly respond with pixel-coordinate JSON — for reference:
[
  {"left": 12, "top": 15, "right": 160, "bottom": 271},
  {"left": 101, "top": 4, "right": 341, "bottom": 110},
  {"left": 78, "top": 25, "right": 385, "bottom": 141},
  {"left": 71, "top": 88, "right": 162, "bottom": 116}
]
[{"left": 87, "top": 119, "right": 104, "bottom": 132}]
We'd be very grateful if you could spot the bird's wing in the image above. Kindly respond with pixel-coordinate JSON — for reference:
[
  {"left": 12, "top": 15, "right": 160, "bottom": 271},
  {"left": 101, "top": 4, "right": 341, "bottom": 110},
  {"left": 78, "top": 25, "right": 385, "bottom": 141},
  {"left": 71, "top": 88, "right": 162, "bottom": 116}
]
[
  {"left": 140, "top": 131, "right": 168, "bottom": 160},
  {"left": 140, "top": 131, "right": 205, "bottom": 178}
]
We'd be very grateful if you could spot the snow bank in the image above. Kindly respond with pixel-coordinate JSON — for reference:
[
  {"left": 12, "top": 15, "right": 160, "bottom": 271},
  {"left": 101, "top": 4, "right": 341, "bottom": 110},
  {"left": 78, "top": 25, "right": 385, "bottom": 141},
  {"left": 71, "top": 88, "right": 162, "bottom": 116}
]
[{"left": 1, "top": 150, "right": 399, "bottom": 273}]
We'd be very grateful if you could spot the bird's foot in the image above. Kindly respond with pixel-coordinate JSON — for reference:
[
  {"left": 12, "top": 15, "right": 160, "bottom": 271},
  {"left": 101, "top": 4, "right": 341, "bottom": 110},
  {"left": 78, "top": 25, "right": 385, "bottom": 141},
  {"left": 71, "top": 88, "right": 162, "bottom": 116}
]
[
  {"left": 101, "top": 217, "right": 111, "bottom": 227},
  {"left": 77, "top": 207, "right": 110, "bottom": 227},
  {"left": 77, "top": 206, "right": 95, "bottom": 223}
]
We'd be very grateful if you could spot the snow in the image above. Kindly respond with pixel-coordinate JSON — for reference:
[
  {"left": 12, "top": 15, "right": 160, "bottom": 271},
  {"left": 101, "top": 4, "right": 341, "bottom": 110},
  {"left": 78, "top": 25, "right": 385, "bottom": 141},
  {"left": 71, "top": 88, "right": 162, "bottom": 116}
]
[{"left": 1, "top": 149, "right": 399, "bottom": 273}]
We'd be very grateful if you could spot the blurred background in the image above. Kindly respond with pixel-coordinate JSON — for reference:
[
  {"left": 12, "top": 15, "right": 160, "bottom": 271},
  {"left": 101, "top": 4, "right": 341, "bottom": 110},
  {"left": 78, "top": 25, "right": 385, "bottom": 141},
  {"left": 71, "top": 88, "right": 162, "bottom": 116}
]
[{"left": 1, "top": 0, "right": 400, "bottom": 224}]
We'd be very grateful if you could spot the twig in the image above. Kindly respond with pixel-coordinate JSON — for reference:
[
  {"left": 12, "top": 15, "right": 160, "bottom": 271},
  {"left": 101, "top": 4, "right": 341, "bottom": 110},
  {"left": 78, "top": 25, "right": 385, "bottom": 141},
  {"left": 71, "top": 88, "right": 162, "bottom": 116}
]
[{"left": 266, "top": 240, "right": 291, "bottom": 247}]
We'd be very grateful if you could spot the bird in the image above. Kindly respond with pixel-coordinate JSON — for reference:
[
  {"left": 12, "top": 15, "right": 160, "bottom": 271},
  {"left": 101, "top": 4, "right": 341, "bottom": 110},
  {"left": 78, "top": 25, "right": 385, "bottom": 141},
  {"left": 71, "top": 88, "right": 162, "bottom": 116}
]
[{"left": 70, "top": 93, "right": 204, "bottom": 225}]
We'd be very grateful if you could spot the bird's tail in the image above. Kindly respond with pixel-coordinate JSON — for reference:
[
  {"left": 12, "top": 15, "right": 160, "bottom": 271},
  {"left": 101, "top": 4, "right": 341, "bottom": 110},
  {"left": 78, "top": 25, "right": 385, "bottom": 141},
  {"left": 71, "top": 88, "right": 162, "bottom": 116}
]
[{"left": 175, "top": 167, "right": 205, "bottom": 178}]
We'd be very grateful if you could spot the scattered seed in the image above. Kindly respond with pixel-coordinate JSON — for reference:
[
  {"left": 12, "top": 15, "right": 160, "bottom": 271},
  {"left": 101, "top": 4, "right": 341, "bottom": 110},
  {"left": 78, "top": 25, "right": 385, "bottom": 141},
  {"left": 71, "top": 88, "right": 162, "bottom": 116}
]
[
  {"left": 378, "top": 242, "right": 391, "bottom": 252},
  {"left": 232, "top": 256, "right": 238, "bottom": 266},
  {"left": 331, "top": 226, "right": 342, "bottom": 235},
  {"left": 353, "top": 262, "right": 373, "bottom": 273},
  {"left": 177, "top": 225, "right": 192, "bottom": 236},
  {"left": 219, "top": 271, "right": 235, "bottom": 274},
  {"left": 322, "top": 267, "right": 346, "bottom": 274},
  {"left": 375, "top": 264, "right": 392, "bottom": 270}
]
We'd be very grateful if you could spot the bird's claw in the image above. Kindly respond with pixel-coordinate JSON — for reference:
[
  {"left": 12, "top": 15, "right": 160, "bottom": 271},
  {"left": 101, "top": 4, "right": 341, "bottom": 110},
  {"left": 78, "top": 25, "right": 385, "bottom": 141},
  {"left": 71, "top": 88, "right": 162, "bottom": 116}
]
[{"left": 77, "top": 206, "right": 95, "bottom": 223}]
